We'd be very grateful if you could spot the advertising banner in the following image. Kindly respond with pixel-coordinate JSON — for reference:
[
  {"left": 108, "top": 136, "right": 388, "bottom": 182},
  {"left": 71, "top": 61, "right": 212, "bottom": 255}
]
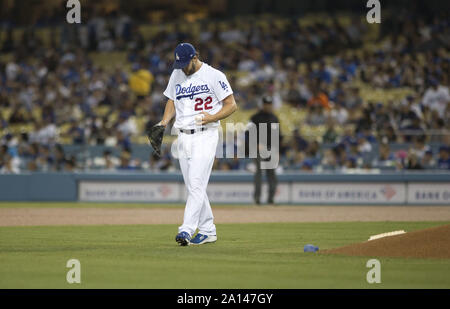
[
  {"left": 79, "top": 181, "right": 180, "bottom": 202},
  {"left": 291, "top": 183, "right": 406, "bottom": 204},
  {"left": 181, "top": 183, "right": 290, "bottom": 203},
  {"left": 407, "top": 183, "right": 450, "bottom": 204},
  {"left": 78, "top": 180, "right": 450, "bottom": 205}
]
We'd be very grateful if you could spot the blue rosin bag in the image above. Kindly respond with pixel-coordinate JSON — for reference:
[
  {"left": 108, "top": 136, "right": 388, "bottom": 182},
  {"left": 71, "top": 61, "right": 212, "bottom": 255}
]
[{"left": 304, "top": 244, "right": 319, "bottom": 252}]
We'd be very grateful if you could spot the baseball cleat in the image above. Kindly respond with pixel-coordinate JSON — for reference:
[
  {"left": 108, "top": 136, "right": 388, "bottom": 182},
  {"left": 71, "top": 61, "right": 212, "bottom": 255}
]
[
  {"left": 189, "top": 233, "right": 217, "bottom": 245},
  {"left": 175, "top": 231, "right": 191, "bottom": 246}
]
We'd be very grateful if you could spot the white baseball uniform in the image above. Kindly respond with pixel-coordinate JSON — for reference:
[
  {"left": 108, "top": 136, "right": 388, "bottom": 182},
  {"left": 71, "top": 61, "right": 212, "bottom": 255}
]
[{"left": 163, "top": 62, "right": 233, "bottom": 237}]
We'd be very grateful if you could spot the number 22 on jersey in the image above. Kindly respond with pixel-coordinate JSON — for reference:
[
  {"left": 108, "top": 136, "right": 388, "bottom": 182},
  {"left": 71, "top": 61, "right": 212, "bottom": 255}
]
[{"left": 194, "top": 96, "right": 213, "bottom": 111}]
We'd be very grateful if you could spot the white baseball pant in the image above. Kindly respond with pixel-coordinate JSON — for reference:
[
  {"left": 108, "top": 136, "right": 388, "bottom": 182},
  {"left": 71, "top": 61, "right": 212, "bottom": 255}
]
[{"left": 177, "top": 127, "right": 218, "bottom": 237}]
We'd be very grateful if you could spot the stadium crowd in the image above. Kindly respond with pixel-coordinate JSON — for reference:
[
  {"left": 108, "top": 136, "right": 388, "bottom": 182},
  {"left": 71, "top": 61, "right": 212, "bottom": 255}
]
[{"left": 0, "top": 9, "right": 449, "bottom": 174}]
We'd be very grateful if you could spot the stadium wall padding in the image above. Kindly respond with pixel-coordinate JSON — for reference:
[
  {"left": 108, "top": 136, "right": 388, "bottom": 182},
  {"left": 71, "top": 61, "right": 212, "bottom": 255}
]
[{"left": 0, "top": 172, "right": 449, "bottom": 205}]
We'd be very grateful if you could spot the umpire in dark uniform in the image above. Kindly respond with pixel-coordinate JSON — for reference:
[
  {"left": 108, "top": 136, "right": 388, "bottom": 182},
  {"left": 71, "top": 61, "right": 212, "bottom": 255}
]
[{"left": 248, "top": 95, "right": 280, "bottom": 205}]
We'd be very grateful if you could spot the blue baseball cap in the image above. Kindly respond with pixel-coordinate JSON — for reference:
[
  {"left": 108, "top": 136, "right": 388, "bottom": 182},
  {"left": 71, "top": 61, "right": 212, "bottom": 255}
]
[
  {"left": 347, "top": 156, "right": 357, "bottom": 163},
  {"left": 173, "top": 43, "right": 196, "bottom": 69},
  {"left": 302, "top": 160, "right": 313, "bottom": 168}
]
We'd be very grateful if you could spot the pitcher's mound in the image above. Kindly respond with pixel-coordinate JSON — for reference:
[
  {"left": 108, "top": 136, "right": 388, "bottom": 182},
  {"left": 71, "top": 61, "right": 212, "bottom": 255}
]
[{"left": 322, "top": 224, "right": 450, "bottom": 259}]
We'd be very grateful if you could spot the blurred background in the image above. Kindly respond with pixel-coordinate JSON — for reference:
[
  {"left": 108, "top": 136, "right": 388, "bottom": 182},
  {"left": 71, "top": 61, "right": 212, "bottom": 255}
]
[{"left": 0, "top": 0, "right": 449, "bottom": 174}]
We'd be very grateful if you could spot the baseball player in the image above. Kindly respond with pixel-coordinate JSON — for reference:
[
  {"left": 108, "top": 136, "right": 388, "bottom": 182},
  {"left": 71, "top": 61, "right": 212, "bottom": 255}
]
[{"left": 158, "top": 43, "right": 237, "bottom": 246}]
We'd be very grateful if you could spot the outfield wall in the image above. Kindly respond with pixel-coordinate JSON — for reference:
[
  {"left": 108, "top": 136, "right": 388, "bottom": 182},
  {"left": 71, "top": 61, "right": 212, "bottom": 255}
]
[{"left": 0, "top": 172, "right": 449, "bottom": 205}]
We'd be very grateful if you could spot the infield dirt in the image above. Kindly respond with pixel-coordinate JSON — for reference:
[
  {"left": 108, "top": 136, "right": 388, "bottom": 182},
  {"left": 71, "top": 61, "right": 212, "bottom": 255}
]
[
  {"left": 323, "top": 224, "right": 450, "bottom": 259},
  {"left": 1, "top": 206, "right": 450, "bottom": 226}
]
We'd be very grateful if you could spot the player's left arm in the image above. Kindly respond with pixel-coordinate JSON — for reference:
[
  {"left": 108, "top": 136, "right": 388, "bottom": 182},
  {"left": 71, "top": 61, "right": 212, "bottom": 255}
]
[{"left": 200, "top": 94, "right": 238, "bottom": 125}]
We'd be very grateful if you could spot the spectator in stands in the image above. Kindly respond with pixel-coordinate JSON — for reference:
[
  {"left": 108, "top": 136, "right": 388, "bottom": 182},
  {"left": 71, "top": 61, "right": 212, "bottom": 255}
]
[
  {"left": 291, "top": 129, "right": 309, "bottom": 152},
  {"left": 421, "top": 150, "right": 436, "bottom": 169},
  {"left": 321, "top": 148, "right": 339, "bottom": 171},
  {"left": 422, "top": 77, "right": 450, "bottom": 120},
  {"left": 1, "top": 28, "right": 14, "bottom": 53},
  {"left": 0, "top": 8, "right": 448, "bottom": 174},
  {"left": 382, "top": 125, "right": 398, "bottom": 143},
  {"left": 429, "top": 116, "right": 446, "bottom": 143},
  {"left": 15, "top": 133, "right": 31, "bottom": 159},
  {"left": 357, "top": 134, "right": 372, "bottom": 153},
  {"left": 340, "top": 125, "right": 356, "bottom": 147},
  {"left": 0, "top": 153, "right": 19, "bottom": 174},
  {"left": 8, "top": 106, "right": 30, "bottom": 124},
  {"left": 372, "top": 143, "right": 396, "bottom": 168},
  {"left": 334, "top": 143, "right": 347, "bottom": 167},
  {"left": 285, "top": 79, "right": 303, "bottom": 107},
  {"left": 0, "top": 145, "right": 7, "bottom": 166},
  {"left": 218, "top": 161, "right": 231, "bottom": 171},
  {"left": 346, "top": 87, "right": 363, "bottom": 109},
  {"left": 64, "top": 156, "right": 77, "bottom": 172},
  {"left": 305, "top": 140, "right": 321, "bottom": 161},
  {"left": 228, "top": 156, "right": 242, "bottom": 171},
  {"left": 406, "top": 151, "right": 423, "bottom": 170},
  {"left": 344, "top": 156, "right": 358, "bottom": 169},
  {"left": 348, "top": 139, "right": 361, "bottom": 159},
  {"left": 158, "top": 152, "right": 175, "bottom": 172},
  {"left": 373, "top": 103, "right": 392, "bottom": 133},
  {"left": 437, "top": 146, "right": 450, "bottom": 169},
  {"left": 301, "top": 159, "right": 314, "bottom": 172},
  {"left": 25, "top": 143, "right": 39, "bottom": 171},
  {"left": 290, "top": 151, "right": 306, "bottom": 170},
  {"left": 144, "top": 152, "right": 163, "bottom": 172},
  {"left": 30, "top": 117, "right": 58, "bottom": 145},
  {"left": 88, "top": 117, "right": 108, "bottom": 145},
  {"left": 0, "top": 114, "right": 7, "bottom": 130},
  {"left": 102, "top": 150, "right": 118, "bottom": 170},
  {"left": 400, "top": 114, "right": 426, "bottom": 143},
  {"left": 32, "top": 145, "right": 52, "bottom": 172},
  {"left": 330, "top": 101, "right": 348, "bottom": 125},
  {"left": 117, "top": 150, "right": 139, "bottom": 170},
  {"left": 410, "top": 135, "right": 430, "bottom": 160},
  {"left": 116, "top": 113, "right": 137, "bottom": 138},
  {"left": 53, "top": 144, "right": 66, "bottom": 171},
  {"left": 129, "top": 64, "right": 154, "bottom": 98},
  {"left": 65, "top": 119, "right": 85, "bottom": 145},
  {"left": 315, "top": 61, "right": 332, "bottom": 84},
  {"left": 115, "top": 131, "right": 132, "bottom": 152},
  {"left": 307, "top": 84, "right": 331, "bottom": 110},
  {"left": 307, "top": 105, "right": 327, "bottom": 126},
  {"left": 322, "top": 119, "right": 338, "bottom": 143}
]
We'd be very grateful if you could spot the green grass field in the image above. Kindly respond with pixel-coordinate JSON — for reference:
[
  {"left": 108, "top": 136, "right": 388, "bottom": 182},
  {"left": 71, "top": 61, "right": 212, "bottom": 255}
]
[{"left": 1, "top": 216, "right": 449, "bottom": 289}]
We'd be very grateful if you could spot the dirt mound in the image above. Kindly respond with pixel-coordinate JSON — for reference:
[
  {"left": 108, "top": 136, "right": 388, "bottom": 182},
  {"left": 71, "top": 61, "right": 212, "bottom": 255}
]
[{"left": 323, "top": 224, "right": 450, "bottom": 259}]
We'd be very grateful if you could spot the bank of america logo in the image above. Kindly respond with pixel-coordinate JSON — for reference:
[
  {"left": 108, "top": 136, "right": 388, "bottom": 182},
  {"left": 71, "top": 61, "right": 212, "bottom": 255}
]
[
  {"left": 159, "top": 185, "right": 172, "bottom": 197},
  {"left": 381, "top": 186, "right": 396, "bottom": 200}
]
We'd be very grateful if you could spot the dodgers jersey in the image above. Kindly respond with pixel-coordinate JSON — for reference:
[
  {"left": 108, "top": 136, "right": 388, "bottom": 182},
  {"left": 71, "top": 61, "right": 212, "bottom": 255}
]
[{"left": 163, "top": 63, "right": 233, "bottom": 130}]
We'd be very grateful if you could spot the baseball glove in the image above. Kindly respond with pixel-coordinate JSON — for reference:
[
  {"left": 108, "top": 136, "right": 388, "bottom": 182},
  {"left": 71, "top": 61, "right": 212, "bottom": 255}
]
[{"left": 146, "top": 124, "right": 165, "bottom": 157}]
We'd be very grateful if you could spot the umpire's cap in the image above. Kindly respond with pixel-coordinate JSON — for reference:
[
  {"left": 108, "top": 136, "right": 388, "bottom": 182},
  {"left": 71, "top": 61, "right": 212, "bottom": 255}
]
[{"left": 173, "top": 43, "right": 196, "bottom": 69}]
